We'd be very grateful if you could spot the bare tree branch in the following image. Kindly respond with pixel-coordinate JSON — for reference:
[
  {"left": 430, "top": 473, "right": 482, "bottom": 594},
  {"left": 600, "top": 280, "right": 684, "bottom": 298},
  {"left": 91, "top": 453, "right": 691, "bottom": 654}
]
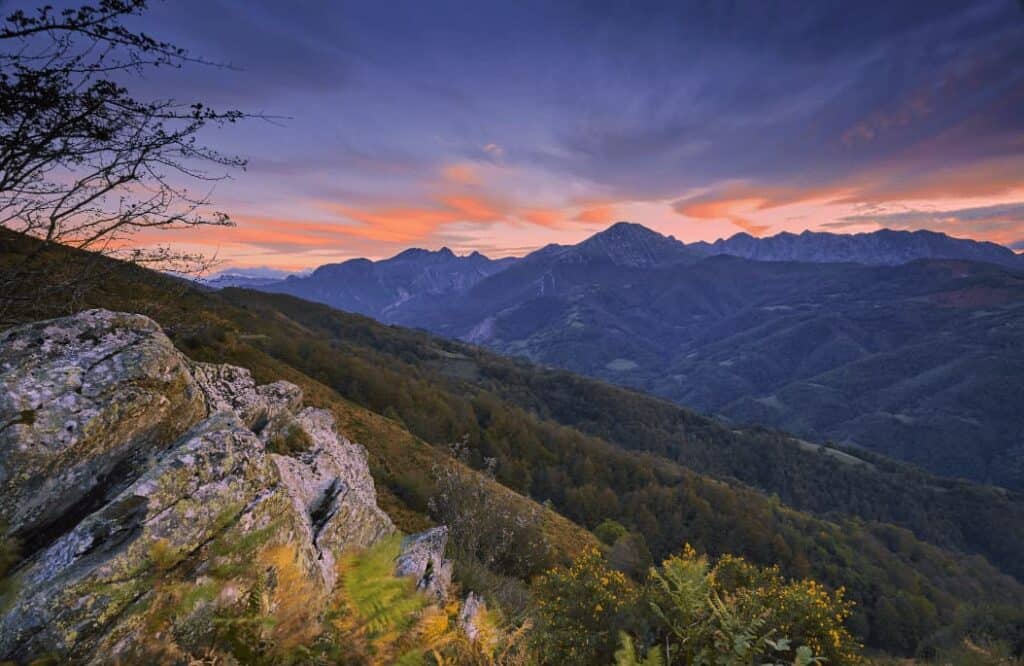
[{"left": 1, "top": 0, "right": 264, "bottom": 320}]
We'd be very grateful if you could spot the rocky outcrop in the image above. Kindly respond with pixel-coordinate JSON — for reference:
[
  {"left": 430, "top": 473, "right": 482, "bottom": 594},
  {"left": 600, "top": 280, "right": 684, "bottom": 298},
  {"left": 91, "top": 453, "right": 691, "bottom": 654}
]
[
  {"left": 267, "top": 407, "right": 395, "bottom": 588},
  {"left": 0, "top": 310, "right": 206, "bottom": 552},
  {"left": 0, "top": 309, "right": 401, "bottom": 663},
  {"left": 190, "top": 361, "right": 301, "bottom": 430},
  {"left": 394, "top": 525, "right": 453, "bottom": 601}
]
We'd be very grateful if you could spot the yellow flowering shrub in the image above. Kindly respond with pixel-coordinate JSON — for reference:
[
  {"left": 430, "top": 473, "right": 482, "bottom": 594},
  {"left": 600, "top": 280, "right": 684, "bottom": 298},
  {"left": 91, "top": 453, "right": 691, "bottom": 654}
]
[
  {"left": 615, "top": 544, "right": 862, "bottom": 666},
  {"left": 532, "top": 546, "right": 639, "bottom": 664},
  {"left": 710, "top": 554, "right": 861, "bottom": 664}
]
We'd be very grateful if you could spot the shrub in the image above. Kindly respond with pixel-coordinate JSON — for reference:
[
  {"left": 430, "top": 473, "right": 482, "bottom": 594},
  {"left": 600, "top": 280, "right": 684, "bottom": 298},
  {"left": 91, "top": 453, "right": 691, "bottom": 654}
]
[
  {"left": 594, "top": 519, "right": 629, "bottom": 546},
  {"left": 532, "top": 546, "right": 639, "bottom": 665},
  {"left": 632, "top": 545, "right": 861, "bottom": 666},
  {"left": 266, "top": 421, "right": 313, "bottom": 456}
]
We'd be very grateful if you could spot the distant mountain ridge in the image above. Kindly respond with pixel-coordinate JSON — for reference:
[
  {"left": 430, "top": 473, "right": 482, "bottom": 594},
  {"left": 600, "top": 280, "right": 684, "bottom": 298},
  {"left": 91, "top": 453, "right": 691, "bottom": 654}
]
[
  {"left": 258, "top": 246, "right": 515, "bottom": 321},
  {"left": 690, "top": 228, "right": 1024, "bottom": 269},
  {"left": 202, "top": 273, "right": 286, "bottom": 289},
  {"left": 200, "top": 265, "right": 300, "bottom": 290},
  {"left": 525, "top": 223, "right": 1024, "bottom": 271},
  {"left": 237, "top": 225, "right": 1023, "bottom": 310}
]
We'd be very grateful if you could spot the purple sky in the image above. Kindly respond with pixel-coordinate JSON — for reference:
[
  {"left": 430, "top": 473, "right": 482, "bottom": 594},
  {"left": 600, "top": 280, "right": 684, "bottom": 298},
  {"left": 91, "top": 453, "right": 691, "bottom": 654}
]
[{"left": 11, "top": 0, "right": 1023, "bottom": 268}]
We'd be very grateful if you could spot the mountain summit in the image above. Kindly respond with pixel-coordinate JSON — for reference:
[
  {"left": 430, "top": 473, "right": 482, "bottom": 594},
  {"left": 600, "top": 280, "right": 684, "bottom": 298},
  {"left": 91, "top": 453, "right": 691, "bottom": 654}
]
[{"left": 568, "top": 221, "right": 693, "bottom": 267}]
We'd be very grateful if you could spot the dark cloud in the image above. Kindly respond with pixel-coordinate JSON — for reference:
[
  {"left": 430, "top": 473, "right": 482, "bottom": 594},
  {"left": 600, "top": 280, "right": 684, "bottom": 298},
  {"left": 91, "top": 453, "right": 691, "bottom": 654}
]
[{"left": 106, "top": 0, "right": 1023, "bottom": 202}]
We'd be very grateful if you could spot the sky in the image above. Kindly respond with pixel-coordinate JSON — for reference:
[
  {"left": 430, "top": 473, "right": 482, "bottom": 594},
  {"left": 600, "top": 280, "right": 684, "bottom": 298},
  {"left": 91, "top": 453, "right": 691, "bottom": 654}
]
[{"left": 13, "top": 0, "right": 1024, "bottom": 270}]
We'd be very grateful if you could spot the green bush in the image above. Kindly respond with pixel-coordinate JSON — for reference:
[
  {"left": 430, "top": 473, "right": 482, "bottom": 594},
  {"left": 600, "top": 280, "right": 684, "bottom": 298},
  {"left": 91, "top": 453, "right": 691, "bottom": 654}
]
[
  {"left": 594, "top": 519, "right": 628, "bottom": 546},
  {"left": 533, "top": 545, "right": 861, "bottom": 666}
]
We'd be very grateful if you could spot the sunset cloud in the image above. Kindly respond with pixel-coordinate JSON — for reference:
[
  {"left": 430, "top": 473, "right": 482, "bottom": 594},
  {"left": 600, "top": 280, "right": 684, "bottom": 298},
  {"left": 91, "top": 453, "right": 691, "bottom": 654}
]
[
  {"left": 519, "top": 208, "right": 565, "bottom": 229},
  {"left": 574, "top": 205, "right": 616, "bottom": 225},
  {"left": 120, "top": 0, "right": 1023, "bottom": 268},
  {"left": 829, "top": 202, "right": 1024, "bottom": 245},
  {"left": 440, "top": 163, "right": 480, "bottom": 185},
  {"left": 673, "top": 187, "right": 803, "bottom": 236},
  {"left": 436, "top": 194, "right": 509, "bottom": 222}
]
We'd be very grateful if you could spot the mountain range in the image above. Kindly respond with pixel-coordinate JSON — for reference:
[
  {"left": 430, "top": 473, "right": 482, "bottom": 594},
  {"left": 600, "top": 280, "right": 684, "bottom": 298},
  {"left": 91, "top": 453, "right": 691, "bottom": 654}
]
[
  {"left": 249, "top": 224, "right": 1024, "bottom": 489},
  {"left": 257, "top": 247, "right": 514, "bottom": 320},
  {"left": 689, "top": 227, "right": 1024, "bottom": 268},
  {"left": 246, "top": 225, "right": 1024, "bottom": 321}
]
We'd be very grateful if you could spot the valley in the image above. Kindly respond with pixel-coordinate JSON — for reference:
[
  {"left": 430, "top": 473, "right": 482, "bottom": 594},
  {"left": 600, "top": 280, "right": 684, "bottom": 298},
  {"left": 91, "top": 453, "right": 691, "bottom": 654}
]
[{"left": 250, "top": 223, "right": 1024, "bottom": 490}]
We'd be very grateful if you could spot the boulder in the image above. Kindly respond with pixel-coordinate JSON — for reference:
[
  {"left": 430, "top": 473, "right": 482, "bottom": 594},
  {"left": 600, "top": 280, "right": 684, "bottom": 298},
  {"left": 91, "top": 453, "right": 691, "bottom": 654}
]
[
  {"left": 0, "top": 411, "right": 288, "bottom": 661},
  {"left": 395, "top": 526, "right": 453, "bottom": 601},
  {"left": 190, "top": 361, "right": 302, "bottom": 430},
  {"left": 0, "top": 310, "right": 206, "bottom": 549}
]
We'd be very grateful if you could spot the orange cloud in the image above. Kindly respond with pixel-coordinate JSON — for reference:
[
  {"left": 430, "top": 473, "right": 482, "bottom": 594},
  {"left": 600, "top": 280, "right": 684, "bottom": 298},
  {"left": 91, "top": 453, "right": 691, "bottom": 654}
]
[
  {"left": 674, "top": 150, "right": 1024, "bottom": 238},
  {"left": 678, "top": 205, "right": 769, "bottom": 235},
  {"left": 322, "top": 205, "right": 458, "bottom": 243},
  {"left": 440, "top": 163, "right": 479, "bottom": 185},
  {"left": 674, "top": 186, "right": 809, "bottom": 236},
  {"left": 519, "top": 208, "right": 565, "bottom": 228},
  {"left": 133, "top": 215, "right": 372, "bottom": 254},
  {"left": 574, "top": 205, "right": 616, "bottom": 225},
  {"left": 311, "top": 193, "right": 513, "bottom": 245},
  {"left": 436, "top": 194, "right": 508, "bottom": 221}
]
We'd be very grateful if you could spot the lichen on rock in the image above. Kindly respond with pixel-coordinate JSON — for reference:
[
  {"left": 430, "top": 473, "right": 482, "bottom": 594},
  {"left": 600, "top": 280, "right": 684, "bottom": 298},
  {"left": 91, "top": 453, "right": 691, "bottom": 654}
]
[
  {"left": 189, "top": 361, "right": 302, "bottom": 431},
  {"left": 0, "top": 309, "right": 206, "bottom": 550},
  {"left": 0, "top": 309, "right": 401, "bottom": 663}
]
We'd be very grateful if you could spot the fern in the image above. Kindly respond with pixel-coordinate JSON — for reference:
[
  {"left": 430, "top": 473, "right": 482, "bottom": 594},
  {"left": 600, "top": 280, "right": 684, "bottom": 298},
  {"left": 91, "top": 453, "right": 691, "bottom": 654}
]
[
  {"left": 323, "top": 535, "right": 469, "bottom": 663},
  {"left": 615, "top": 632, "right": 665, "bottom": 666}
]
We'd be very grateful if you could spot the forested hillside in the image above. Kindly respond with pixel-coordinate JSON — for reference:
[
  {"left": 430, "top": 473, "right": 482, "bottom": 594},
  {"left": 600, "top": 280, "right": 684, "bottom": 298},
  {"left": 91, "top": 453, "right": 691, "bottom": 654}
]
[{"left": 230, "top": 289, "right": 1024, "bottom": 584}]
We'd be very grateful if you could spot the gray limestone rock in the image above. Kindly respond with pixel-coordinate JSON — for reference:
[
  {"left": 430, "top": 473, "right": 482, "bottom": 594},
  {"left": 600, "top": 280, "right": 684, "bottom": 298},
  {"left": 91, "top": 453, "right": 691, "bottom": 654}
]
[
  {"left": 0, "top": 309, "right": 206, "bottom": 546},
  {"left": 395, "top": 526, "right": 453, "bottom": 601}
]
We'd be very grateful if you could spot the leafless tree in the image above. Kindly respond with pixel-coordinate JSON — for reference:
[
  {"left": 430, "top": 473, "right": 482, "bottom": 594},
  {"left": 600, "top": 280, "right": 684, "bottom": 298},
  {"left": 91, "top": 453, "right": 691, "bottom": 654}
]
[{"left": 0, "top": 1, "right": 257, "bottom": 320}]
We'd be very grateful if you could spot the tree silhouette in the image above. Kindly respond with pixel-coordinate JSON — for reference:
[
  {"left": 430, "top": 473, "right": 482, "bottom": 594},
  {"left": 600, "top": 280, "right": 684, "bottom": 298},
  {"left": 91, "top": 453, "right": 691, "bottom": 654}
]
[{"left": 0, "top": 1, "right": 257, "bottom": 318}]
